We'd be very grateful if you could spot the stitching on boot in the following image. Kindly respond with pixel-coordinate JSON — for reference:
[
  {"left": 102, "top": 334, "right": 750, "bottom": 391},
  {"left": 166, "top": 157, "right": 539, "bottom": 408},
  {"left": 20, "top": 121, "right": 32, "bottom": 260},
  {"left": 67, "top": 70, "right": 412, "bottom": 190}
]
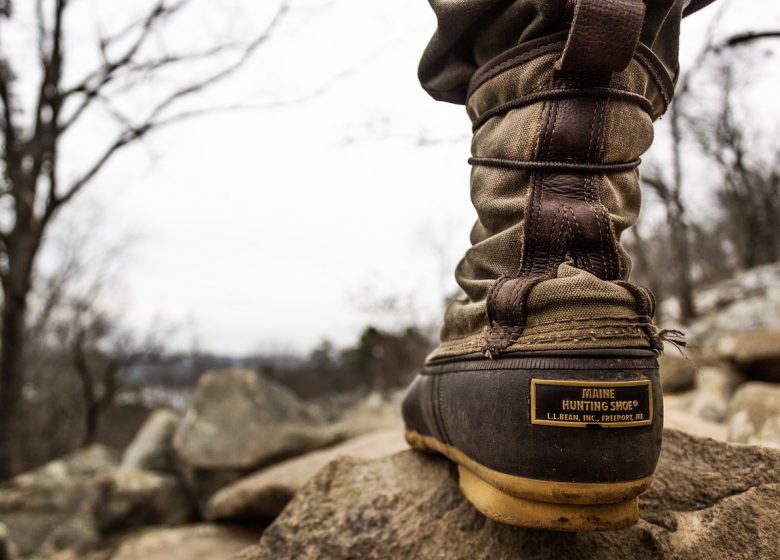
[
  {"left": 449, "top": 325, "right": 653, "bottom": 358},
  {"left": 522, "top": 319, "right": 657, "bottom": 337},
  {"left": 435, "top": 321, "right": 656, "bottom": 360},
  {"left": 593, "top": 94, "right": 623, "bottom": 280},
  {"left": 466, "top": 315, "right": 651, "bottom": 336},
  {"left": 509, "top": 330, "right": 650, "bottom": 345}
]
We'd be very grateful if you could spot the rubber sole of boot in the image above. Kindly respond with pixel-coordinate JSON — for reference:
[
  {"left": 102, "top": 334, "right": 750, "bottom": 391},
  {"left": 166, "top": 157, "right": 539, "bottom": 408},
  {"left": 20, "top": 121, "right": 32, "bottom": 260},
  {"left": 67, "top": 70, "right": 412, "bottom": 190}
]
[{"left": 405, "top": 429, "right": 651, "bottom": 531}]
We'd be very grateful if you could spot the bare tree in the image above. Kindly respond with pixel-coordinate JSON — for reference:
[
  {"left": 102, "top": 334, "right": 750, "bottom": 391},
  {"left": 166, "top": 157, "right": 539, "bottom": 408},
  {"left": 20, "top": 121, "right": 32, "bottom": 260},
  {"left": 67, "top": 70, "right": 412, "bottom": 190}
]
[
  {"left": 641, "top": 153, "right": 697, "bottom": 321},
  {"left": 640, "top": 9, "right": 780, "bottom": 322},
  {"left": 64, "top": 294, "right": 166, "bottom": 446},
  {"left": 0, "top": 0, "right": 289, "bottom": 479},
  {"left": 639, "top": 11, "right": 721, "bottom": 323},
  {"left": 689, "top": 60, "right": 780, "bottom": 268},
  {"left": 17, "top": 208, "right": 173, "bottom": 461}
]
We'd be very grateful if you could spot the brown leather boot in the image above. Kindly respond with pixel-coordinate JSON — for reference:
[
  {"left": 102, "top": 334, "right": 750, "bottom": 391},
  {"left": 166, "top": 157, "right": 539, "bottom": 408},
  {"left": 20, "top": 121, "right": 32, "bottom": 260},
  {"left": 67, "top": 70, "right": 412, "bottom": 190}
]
[{"left": 403, "top": 0, "right": 678, "bottom": 531}]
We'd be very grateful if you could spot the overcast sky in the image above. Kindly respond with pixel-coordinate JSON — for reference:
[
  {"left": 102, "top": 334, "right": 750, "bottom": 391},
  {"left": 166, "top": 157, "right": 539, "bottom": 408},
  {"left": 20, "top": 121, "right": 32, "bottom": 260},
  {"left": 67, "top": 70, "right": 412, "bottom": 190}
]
[{"left": 8, "top": 0, "right": 780, "bottom": 355}]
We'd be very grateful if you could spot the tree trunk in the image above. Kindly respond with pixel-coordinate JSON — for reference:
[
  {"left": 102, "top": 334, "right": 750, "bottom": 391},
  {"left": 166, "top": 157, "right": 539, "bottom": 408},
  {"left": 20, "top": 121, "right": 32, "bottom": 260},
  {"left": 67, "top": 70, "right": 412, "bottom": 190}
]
[
  {"left": 83, "top": 400, "right": 99, "bottom": 446},
  {"left": 82, "top": 362, "right": 119, "bottom": 447},
  {"left": 669, "top": 105, "right": 696, "bottom": 324},
  {"left": 0, "top": 276, "right": 30, "bottom": 480},
  {"left": 72, "top": 331, "right": 98, "bottom": 447},
  {"left": 670, "top": 210, "right": 696, "bottom": 323},
  {"left": 628, "top": 228, "right": 665, "bottom": 324},
  {"left": 0, "top": 209, "right": 41, "bottom": 480}
]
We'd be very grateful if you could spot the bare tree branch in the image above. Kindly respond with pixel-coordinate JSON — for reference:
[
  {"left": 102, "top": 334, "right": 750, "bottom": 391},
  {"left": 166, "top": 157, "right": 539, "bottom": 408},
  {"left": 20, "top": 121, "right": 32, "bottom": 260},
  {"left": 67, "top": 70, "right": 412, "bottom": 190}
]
[
  {"left": 641, "top": 174, "right": 672, "bottom": 204},
  {"left": 720, "top": 30, "right": 780, "bottom": 49},
  {"left": 142, "top": 0, "right": 290, "bottom": 124},
  {"left": 35, "top": 0, "right": 47, "bottom": 61},
  {"left": 0, "top": 57, "right": 16, "bottom": 173},
  {"left": 1, "top": 0, "right": 296, "bottom": 477},
  {"left": 47, "top": 0, "right": 290, "bottom": 219},
  {"left": 59, "top": 0, "right": 194, "bottom": 132},
  {"left": 59, "top": 43, "right": 241, "bottom": 134},
  {"left": 100, "top": 0, "right": 190, "bottom": 51}
]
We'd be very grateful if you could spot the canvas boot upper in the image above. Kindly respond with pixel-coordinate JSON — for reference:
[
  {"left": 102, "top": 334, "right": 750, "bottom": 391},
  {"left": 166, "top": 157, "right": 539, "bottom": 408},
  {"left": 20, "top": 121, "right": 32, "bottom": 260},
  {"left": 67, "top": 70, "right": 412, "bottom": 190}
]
[{"left": 430, "top": 17, "right": 675, "bottom": 361}]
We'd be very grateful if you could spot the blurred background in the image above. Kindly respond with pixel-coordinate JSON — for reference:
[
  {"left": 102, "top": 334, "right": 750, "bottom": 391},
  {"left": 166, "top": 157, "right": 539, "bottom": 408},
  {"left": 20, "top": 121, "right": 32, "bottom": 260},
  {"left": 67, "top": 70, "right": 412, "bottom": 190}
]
[{"left": 0, "top": 0, "right": 779, "bottom": 558}]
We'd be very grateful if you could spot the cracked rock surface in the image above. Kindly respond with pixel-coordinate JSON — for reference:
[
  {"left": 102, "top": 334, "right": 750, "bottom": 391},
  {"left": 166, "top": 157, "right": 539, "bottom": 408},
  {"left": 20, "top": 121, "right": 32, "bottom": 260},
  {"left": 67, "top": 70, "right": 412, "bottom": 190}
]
[{"left": 237, "top": 429, "right": 780, "bottom": 560}]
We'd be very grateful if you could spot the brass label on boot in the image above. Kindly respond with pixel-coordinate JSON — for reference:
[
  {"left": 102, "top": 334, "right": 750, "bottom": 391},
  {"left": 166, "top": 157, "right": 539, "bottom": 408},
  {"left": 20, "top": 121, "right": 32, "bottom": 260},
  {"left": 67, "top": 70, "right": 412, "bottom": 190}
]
[{"left": 530, "top": 379, "right": 653, "bottom": 428}]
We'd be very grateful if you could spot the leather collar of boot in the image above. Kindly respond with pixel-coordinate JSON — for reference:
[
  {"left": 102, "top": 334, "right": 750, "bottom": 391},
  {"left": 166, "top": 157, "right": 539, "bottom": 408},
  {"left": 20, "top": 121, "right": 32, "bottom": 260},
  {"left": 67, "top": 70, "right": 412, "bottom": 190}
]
[{"left": 465, "top": 33, "right": 674, "bottom": 126}]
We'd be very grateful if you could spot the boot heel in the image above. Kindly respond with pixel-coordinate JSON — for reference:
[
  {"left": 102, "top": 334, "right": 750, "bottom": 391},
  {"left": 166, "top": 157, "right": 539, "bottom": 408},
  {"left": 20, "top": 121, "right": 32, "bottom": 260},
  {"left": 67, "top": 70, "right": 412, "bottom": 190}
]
[{"left": 457, "top": 465, "right": 639, "bottom": 531}]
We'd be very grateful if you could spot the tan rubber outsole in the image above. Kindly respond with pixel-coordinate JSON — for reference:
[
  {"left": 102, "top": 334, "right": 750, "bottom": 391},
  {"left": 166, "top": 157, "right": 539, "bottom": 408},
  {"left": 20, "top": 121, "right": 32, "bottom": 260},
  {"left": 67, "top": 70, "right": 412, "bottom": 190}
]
[{"left": 405, "top": 429, "right": 650, "bottom": 531}]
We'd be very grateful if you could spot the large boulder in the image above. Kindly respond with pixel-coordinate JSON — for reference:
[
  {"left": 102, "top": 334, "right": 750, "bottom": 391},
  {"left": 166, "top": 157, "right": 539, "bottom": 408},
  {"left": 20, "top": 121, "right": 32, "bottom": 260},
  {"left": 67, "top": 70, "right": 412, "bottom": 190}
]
[
  {"left": 325, "top": 391, "right": 407, "bottom": 440},
  {"left": 686, "top": 262, "right": 780, "bottom": 345},
  {"left": 111, "top": 524, "right": 260, "bottom": 560},
  {"left": 173, "top": 369, "right": 337, "bottom": 472},
  {"left": 728, "top": 382, "right": 780, "bottom": 448},
  {"left": 121, "top": 409, "right": 181, "bottom": 473},
  {"left": 206, "top": 428, "right": 407, "bottom": 521},
  {"left": 0, "top": 443, "right": 195, "bottom": 559},
  {"left": 239, "top": 430, "right": 780, "bottom": 559},
  {"left": 663, "top": 394, "right": 727, "bottom": 441},
  {"left": 0, "top": 444, "right": 116, "bottom": 556},
  {"left": 172, "top": 369, "right": 341, "bottom": 508},
  {"left": 717, "top": 330, "right": 780, "bottom": 381}
]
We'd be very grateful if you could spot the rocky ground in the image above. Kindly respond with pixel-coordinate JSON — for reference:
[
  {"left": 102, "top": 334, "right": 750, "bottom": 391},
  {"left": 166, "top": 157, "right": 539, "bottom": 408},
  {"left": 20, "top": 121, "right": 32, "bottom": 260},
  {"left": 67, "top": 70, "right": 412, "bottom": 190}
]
[
  {"left": 2, "top": 265, "right": 780, "bottom": 559},
  {"left": 239, "top": 430, "right": 780, "bottom": 560}
]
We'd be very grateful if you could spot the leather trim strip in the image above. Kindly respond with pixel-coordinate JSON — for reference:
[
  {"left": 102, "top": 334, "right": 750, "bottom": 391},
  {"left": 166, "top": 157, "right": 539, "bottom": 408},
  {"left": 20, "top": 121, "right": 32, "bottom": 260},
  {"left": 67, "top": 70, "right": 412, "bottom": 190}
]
[
  {"left": 467, "top": 41, "right": 674, "bottom": 116},
  {"left": 468, "top": 157, "right": 641, "bottom": 173},
  {"left": 517, "top": 73, "right": 622, "bottom": 281},
  {"left": 427, "top": 348, "right": 658, "bottom": 366},
  {"left": 422, "top": 355, "right": 657, "bottom": 375}
]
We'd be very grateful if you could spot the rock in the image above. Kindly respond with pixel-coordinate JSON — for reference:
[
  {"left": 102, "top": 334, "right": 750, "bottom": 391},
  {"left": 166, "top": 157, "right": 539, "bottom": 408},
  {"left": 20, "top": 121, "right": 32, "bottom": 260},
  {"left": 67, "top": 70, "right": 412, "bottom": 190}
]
[
  {"left": 658, "top": 354, "right": 696, "bottom": 394},
  {"left": 92, "top": 468, "right": 194, "bottom": 534},
  {"left": 21, "top": 443, "right": 117, "bottom": 479},
  {"left": 688, "top": 365, "right": 738, "bottom": 422},
  {"left": 173, "top": 369, "right": 337, "bottom": 472},
  {"left": 663, "top": 394, "right": 727, "bottom": 441},
  {"left": 111, "top": 524, "right": 260, "bottom": 560},
  {"left": 0, "top": 444, "right": 117, "bottom": 556},
  {"left": 717, "top": 330, "right": 780, "bottom": 381},
  {"left": 728, "top": 382, "right": 780, "bottom": 448},
  {"left": 173, "top": 369, "right": 339, "bottom": 508},
  {"left": 329, "top": 390, "right": 406, "bottom": 439},
  {"left": 0, "top": 444, "right": 193, "bottom": 560},
  {"left": 239, "top": 430, "right": 780, "bottom": 559},
  {"left": 121, "top": 409, "right": 181, "bottom": 473},
  {"left": 684, "top": 262, "right": 780, "bottom": 345},
  {"left": 0, "top": 523, "right": 18, "bottom": 560},
  {"left": 206, "top": 428, "right": 407, "bottom": 521}
]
